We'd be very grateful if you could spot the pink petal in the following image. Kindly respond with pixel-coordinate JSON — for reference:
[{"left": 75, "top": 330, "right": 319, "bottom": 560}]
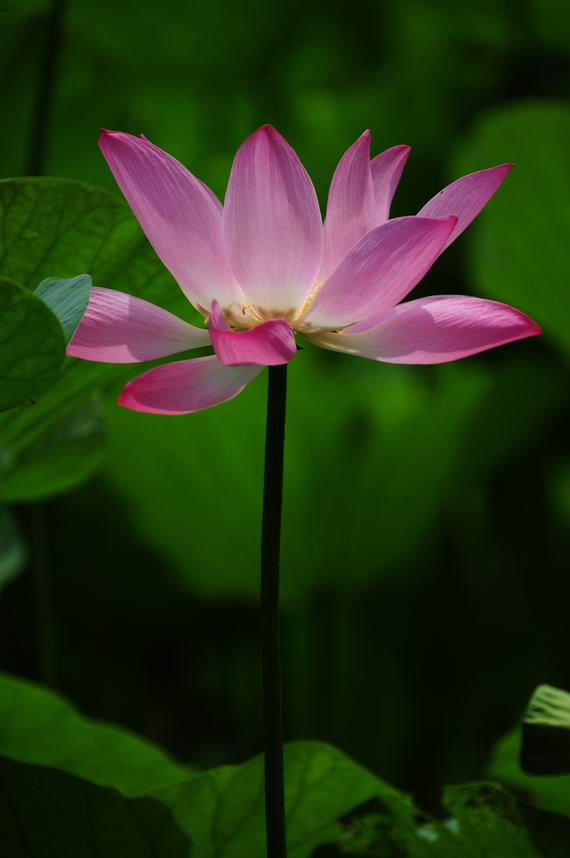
[
  {"left": 370, "top": 144, "right": 411, "bottom": 224},
  {"left": 208, "top": 301, "right": 296, "bottom": 367},
  {"left": 99, "top": 131, "right": 244, "bottom": 311},
  {"left": 320, "top": 130, "right": 376, "bottom": 281},
  {"left": 67, "top": 287, "right": 210, "bottom": 363},
  {"left": 307, "top": 295, "right": 540, "bottom": 364},
  {"left": 118, "top": 355, "right": 262, "bottom": 415},
  {"left": 139, "top": 134, "right": 225, "bottom": 216},
  {"left": 223, "top": 125, "right": 322, "bottom": 316},
  {"left": 301, "top": 216, "right": 457, "bottom": 331},
  {"left": 417, "top": 164, "right": 513, "bottom": 251}
]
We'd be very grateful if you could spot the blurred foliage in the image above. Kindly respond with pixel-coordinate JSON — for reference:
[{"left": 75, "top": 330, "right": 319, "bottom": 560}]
[
  {"left": 103, "top": 349, "right": 564, "bottom": 602},
  {"left": 453, "top": 100, "right": 570, "bottom": 360},
  {"left": 0, "top": 399, "right": 106, "bottom": 502},
  {"left": 0, "top": 0, "right": 569, "bottom": 854},
  {"left": 0, "top": 508, "right": 25, "bottom": 589}
]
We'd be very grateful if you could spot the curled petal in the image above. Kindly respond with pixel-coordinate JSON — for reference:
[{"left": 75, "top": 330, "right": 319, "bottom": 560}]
[
  {"left": 67, "top": 287, "right": 210, "bottom": 363},
  {"left": 99, "top": 131, "right": 244, "bottom": 310},
  {"left": 301, "top": 216, "right": 457, "bottom": 331},
  {"left": 224, "top": 124, "right": 323, "bottom": 316},
  {"left": 370, "top": 144, "right": 411, "bottom": 225},
  {"left": 307, "top": 295, "right": 541, "bottom": 364},
  {"left": 208, "top": 301, "right": 296, "bottom": 366},
  {"left": 418, "top": 164, "right": 513, "bottom": 251},
  {"left": 118, "top": 355, "right": 262, "bottom": 415},
  {"left": 320, "top": 130, "right": 376, "bottom": 281}
]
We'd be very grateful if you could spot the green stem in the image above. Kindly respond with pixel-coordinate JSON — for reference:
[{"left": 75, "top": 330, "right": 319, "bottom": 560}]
[{"left": 261, "top": 365, "right": 288, "bottom": 857}]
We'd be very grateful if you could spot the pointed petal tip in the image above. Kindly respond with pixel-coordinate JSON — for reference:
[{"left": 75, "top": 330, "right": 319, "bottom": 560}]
[
  {"left": 117, "top": 381, "right": 135, "bottom": 410},
  {"left": 252, "top": 123, "right": 283, "bottom": 141},
  {"left": 117, "top": 379, "right": 177, "bottom": 416},
  {"left": 492, "top": 162, "right": 515, "bottom": 177},
  {"left": 355, "top": 129, "right": 372, "bottom": 149},
  {"left": 98, "top": 128, "right": 130, "bottom": 151},
  {"left": 495, "top": 302, "right": 542, "bottom": 340},
  {"left": 241, "top": 124, "right": 291, "bottom": 152},
  {"left": 518, "top": 311, "right": 541, "bottom": 337},
  {"left": 530, "top": 322, "right": 542, "bottom": 337},
  {"left": 98, "top": 129, "right": 150, "bottom": 148},
  {"left": 377, "top": 143, "right": 411, "bottom": 160}
]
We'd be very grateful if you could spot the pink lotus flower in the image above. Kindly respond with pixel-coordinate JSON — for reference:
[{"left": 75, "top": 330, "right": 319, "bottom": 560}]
[{"left": 68, "top": 126, "right": 540, "bottom": 414}]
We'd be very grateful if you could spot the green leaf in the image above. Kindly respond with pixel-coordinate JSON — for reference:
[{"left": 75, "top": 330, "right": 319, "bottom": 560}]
[
  {"left": 451, "top": 100, "right": 570, "bottom": 360},
  {"left": 489, "top": 728, "right": 570, "bottom": 820},
  {"left": 0, "top": 756, "right": 190, "bottom": 858},
  {"left": 158, "top": 741, "right": 391, "bottom": 858},
  {"left": 0, "top": 177, "right": 201, "bottom": 457},
  {"left": 0, "top": 508, "right": 25, "bottom": 589},
  {"left": 0, "top": 399, "right": 107, "bottom": 502},
  {"left": 35, "top": 274, "right": 92, "bottom": 343},
  {"left": 0, "top": 277, "right": 65, "bottom": 411},
  {"left": 0, "top": 673, "right": 190, "bottom": 797}
]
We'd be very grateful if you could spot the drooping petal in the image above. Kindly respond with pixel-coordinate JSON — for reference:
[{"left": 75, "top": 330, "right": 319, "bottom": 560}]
[
  {"left": 99, "top": 131, "right": 244, "bottom": 311},
  {"left": 300, "top": 216, "right": 457, "bottom": 331},
  {"left": 370, "top": 144, "right": 411, "bottom": 225},
  {"left": 306, "top": 295, "right": 540, "bottom": 364},
  {"left": 223, "top": 125, "right": 322, "bottom": 316},
  {"left": 207, "top": 301, "right": 296, "bottom": 367},
  {"left": 67, "top": 287, "right": 210, "bottom": 363},
  {"left": 118, "top": 355, "right": 262, "bottom": 414},
  {"left": 320, "top": 130, "right": 376, "bottom": 281},
  {"left": 417, "top": 164, "right": 512, "bottom": 251}
]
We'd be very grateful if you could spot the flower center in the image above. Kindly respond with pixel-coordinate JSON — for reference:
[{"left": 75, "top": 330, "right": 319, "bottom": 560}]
[
  {"left": 213, "top": 278, "right": 329, "bottom": 333},
  {"left": 221, "top": 303, "right": 298, "bottom": 330}
]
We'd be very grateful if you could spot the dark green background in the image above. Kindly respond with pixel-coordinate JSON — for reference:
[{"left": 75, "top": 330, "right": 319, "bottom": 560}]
[{"left": 1, "top": 0, "right": 569, "bottom": 812}]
